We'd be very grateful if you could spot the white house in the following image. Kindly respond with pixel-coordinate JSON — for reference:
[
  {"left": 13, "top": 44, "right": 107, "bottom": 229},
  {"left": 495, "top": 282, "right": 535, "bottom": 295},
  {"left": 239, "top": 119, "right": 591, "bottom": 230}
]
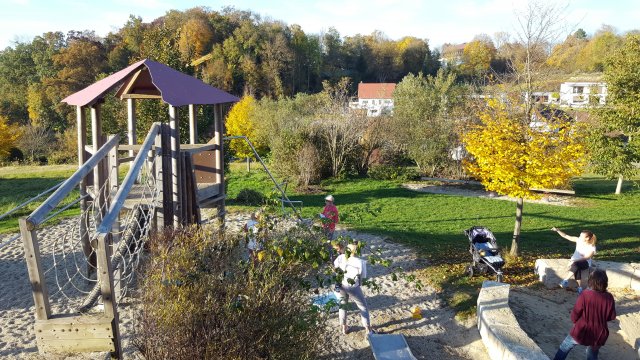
[
  {"left": 559, "top": 82, "right": 607, "bottom": 107},
  {"left": 350, "top": 82, "right": 396, "bottom": 117}
]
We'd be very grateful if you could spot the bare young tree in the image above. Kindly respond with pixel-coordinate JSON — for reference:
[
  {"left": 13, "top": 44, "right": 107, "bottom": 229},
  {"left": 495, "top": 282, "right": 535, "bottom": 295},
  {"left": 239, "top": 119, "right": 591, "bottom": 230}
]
[
  {"left": 312, "top": 78, "right": 367, "bottom": 177},
  {"left": 512, "top": 0, "right": 570, "bottom": 118},
  {"left": 18, "top": 124, "right": 55, "bottom": 162}
]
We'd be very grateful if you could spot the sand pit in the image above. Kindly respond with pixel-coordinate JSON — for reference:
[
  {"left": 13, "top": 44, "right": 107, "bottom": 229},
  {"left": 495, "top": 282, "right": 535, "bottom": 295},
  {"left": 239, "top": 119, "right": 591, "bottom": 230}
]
[
  {"left": 1, "top": 212, "right": 636, "bottom": 359},
  {"left": 510, "top": 286, "right": 639, "bottom": 359},
  {"left": 315, "top": 230, "right": 488, "bottom": 360}
]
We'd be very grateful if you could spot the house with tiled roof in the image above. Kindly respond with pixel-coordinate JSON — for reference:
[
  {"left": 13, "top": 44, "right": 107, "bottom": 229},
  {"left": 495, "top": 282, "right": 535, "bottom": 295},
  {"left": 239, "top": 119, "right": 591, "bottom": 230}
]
[
  {"left": 350, "top": 82, "right": 396, "bottom": 117},
  {"left": 440, "top": 43, "right": 467, "bottom": 67}
]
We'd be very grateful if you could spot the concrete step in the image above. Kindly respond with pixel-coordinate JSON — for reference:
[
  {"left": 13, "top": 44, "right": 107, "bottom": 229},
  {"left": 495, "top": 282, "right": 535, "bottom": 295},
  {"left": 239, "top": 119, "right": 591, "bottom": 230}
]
[{"left": 534, "top": 259, "right": 640, "bottom": 292}]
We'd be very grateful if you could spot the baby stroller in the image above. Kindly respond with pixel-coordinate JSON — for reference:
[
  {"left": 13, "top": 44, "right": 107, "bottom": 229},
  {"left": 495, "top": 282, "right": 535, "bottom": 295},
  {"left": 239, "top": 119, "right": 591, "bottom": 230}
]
[{"left": 463, "top": 226, "right": 505, "bottom": 282}]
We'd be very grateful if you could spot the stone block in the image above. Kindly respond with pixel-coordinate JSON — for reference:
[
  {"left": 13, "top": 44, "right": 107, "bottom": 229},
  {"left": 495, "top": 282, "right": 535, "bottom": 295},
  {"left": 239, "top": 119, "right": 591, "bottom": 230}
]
[
  {"left": 535, "top": 259, "right": 639, "bottom": 292},
  {"left": 477, "top": 281, "right": 549, "bottom": 360}
]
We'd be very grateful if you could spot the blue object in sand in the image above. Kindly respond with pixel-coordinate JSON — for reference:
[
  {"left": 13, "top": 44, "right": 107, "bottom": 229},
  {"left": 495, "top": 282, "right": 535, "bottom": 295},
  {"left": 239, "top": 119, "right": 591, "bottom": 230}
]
[{"left": 312, "top": 292, "right": 339, "bottom": 313}]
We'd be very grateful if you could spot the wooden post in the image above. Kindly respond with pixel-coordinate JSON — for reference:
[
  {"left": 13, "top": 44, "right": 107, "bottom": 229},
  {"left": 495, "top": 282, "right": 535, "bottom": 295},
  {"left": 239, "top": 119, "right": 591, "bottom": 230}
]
[
  {"left": 188, "top": 104, "right": 197, "bottom": 145},
  {"left": 127, "top": 99, "right": 136, "bottom": 158},
  {"left": 95, "top": 233, "right": 122, "bottom": 359},
  {"left": 77, "top": 106, "right": 93, "bottom": 279},
  {"left": 19, "top": 218, "right": 51, "bottom": 321},
  {"left": 154, "top": 129, "right": 163, "bottom": 230},
  {"left": 107, "top": 135, "right": 122, "bottom": 299},
  {"left": 180, "top": 152, "right": 189, "bottom": 224},
  {"left": 169, "top": 105, "right": 181, "bottom": 227},
  {"left": 213, "top": 104, "right": 226, "bottom": 220},
  {"left": 161, "top": 124, "right": 173, "bottom": 228},
  {"left": 91, "top": 104, "right": 105, "bottom": 218}
]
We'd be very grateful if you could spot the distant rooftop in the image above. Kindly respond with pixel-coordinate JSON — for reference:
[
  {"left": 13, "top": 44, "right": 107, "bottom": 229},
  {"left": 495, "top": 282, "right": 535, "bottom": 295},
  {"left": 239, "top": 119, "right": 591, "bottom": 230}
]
[{"left": 358, "top": 83, "right": 396, "bottom": 99}]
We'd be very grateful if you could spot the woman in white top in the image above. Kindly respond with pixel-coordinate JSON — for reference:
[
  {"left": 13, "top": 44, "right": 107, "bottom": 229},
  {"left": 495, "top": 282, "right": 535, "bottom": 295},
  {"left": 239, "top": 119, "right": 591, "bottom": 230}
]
[
  {"left": 552, "top": 227, "right": 597, "bottom": 294},
  {"left": 333, "top": 241, "right": 373, "bottom": 335}
]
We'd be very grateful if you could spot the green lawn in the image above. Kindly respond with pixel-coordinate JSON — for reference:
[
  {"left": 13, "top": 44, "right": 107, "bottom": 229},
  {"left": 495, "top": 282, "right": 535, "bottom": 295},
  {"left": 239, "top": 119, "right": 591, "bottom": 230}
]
[
  {"left": 226, "top": 164, "right": 640, "bottom": 318},
  {"left": 228, "top": 166, "right": 640, "bottom": 263},
  {"left": 0, "top": 164, "right": 132, "bottom": 234},
  {"left": 0, "top": 165, "right": 78, "bottom": 233}
]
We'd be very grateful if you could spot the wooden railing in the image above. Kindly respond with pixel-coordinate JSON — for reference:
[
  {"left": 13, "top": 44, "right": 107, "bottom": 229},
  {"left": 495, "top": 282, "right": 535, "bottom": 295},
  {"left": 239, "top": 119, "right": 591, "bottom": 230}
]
[{"left": 25, "top": 135, "right": 120, "bottom": 230}]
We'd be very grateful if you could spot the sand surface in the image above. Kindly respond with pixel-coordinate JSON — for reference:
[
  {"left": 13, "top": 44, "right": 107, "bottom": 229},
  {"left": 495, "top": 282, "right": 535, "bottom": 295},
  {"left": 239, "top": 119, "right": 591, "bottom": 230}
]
[
  {"left": 1, "top": 213, "right": 636, "bottom": 359},
  {"left": 510, "top": 286, "right": 640, "bottom": 359}
]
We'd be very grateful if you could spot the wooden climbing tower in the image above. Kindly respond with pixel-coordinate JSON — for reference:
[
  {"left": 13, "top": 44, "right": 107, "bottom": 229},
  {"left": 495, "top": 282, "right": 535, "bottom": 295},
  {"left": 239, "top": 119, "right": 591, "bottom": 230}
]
[
  {"left": 62, "top": 59, "right": 238, "bottom": 226},
  {"left": 18, "top": 59, "right": 238, "bottom": 359}
]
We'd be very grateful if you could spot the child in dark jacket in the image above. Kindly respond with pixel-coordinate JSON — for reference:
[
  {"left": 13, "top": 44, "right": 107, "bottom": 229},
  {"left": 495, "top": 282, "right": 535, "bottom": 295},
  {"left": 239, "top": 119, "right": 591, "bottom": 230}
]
[{"left": 553, "top": 269, "right": 616, "bottom": 360}]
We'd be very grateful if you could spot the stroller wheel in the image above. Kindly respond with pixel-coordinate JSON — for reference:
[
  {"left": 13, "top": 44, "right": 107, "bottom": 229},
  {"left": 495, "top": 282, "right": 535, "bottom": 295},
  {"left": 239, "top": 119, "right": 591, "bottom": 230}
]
[{"left": 465, "top": 265, "right": 474, "bottom": 277}]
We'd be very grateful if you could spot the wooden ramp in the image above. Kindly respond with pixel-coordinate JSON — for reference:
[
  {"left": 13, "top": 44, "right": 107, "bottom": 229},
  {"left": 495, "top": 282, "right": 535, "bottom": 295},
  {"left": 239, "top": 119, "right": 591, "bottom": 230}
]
[{"left": 368, "top": 334, "right": 417, "bottom": 360}]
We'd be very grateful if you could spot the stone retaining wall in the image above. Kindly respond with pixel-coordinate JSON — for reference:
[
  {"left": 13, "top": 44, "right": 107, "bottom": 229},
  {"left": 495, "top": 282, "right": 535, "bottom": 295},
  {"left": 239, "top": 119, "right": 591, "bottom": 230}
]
[
  {"left": 477, "top": 281, "right": 549, "bottom": 360},
  {"left": 534, "top": 259, "right": 640, "bottom": 292}
]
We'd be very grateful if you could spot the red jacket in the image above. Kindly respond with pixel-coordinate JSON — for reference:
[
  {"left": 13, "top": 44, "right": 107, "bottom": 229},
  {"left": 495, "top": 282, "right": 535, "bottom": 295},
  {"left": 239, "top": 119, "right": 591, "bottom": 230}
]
[
  {"left": 322, "top": 204, "right": 339, "bottom": 231},
  {"left": 570, "top": 289, "right": 616, "bottom": 346}
]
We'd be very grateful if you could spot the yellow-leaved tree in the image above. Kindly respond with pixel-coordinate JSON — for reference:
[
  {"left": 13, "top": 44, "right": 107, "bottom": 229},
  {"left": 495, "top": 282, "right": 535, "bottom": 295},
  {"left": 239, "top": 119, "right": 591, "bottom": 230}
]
[
  {"left": 0, "top": 115, "right": 20, "bottom": 159},
  {"left": 225, "top": 95, "right": 266, "bottom": 161},
  {"left": 463, "top": 99, "right": 587, "bottom": 256}
]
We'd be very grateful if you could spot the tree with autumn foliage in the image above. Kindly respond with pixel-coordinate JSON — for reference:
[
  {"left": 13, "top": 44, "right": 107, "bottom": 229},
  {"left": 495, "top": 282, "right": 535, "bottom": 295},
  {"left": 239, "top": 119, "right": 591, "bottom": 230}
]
[
  {"left": 0, "top": 115, "right": 20, "bottom": 159},
  {"left": 461, "top": 37, "right": 497, "bottom": 78},
  {"left": 225, "top": 95, "right": 266, "bottom": 160},
  {"left": 463, "top": 99, "right": 587, "bottom": 256},
  {"left": 588, "top": 34, "right": 640, "bottom": 194}
]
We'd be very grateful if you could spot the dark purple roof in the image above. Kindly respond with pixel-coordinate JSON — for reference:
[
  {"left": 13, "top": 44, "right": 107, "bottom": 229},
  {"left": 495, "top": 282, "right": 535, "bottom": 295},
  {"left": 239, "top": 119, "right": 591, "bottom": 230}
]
[{"left": 61, "top": 59, "right": 239, "bottom": 107}]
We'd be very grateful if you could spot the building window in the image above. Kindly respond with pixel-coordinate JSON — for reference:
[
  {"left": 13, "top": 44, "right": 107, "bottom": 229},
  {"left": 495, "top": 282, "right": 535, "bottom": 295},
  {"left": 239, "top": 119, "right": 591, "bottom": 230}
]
[{"left": 573, "top": 86, "right": 584, "bottom": 94}]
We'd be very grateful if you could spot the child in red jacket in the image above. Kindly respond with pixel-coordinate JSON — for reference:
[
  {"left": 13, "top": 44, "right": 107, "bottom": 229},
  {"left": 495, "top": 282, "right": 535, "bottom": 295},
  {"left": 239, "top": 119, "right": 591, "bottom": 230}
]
[{"left": 553, "top": 269, "right": 616, "bottom": 360}]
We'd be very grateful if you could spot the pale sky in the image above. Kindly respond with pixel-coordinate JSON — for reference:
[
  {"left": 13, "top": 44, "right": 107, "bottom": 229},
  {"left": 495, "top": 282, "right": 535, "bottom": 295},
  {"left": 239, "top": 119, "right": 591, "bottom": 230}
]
[{"left": 0, "top": 0, "right": 638, "bottom": 50}]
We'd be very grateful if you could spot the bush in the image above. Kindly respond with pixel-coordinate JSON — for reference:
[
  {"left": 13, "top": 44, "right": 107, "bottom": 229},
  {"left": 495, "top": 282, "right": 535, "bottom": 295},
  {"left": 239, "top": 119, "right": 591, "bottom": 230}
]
[
  {"left": 134, "top": 225, "right": 324, "bottom": 360},
  {"left": 48, "top": 127, "right": 78, "bottom": 164},
  {"left": 296, "top": 142, "right": 321, "bottom": 188},
  {"left": 7, "top": 147, "right": 23, "bottom": 162},
  {"left": 368, "top": 165, "right": 419, "bottom": 181},
  {"left": 235, "top": 188, "right": 265, "bottom": 205}
]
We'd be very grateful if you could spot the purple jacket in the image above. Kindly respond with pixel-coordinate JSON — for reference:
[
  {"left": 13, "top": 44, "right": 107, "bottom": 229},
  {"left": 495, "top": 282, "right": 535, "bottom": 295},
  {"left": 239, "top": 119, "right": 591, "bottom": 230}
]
[{"left": 570, "top": 289, "right": 616, "bottom": 346}]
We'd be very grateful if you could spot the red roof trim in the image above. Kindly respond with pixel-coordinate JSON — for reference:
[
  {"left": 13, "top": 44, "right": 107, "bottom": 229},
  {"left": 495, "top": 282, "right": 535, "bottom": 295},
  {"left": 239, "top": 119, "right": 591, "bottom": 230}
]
[{"left": 61, "top": 59, "right": 239, "bottom": 107}]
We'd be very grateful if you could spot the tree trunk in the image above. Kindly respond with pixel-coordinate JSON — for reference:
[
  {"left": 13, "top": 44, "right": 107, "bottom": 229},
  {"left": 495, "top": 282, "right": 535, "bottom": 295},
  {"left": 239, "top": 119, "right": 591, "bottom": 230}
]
[
  {"left": 615, "top": 174, "right": 623, "bottom": 194},
  {"left": 511, "top": 197, "right": 524, "bottom": 257},
  {"left": 246, "top": 157, "right": 251, "bottom": 172}
]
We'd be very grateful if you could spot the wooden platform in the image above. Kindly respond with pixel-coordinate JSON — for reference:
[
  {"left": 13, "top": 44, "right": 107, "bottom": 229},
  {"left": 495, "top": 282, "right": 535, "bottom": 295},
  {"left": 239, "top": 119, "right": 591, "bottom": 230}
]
[
  {"left": 122, "top": 184, "right": 159, "bottom": 210},
  {"left": 196, "top": 182, "right": 223, "bottom": 205}
]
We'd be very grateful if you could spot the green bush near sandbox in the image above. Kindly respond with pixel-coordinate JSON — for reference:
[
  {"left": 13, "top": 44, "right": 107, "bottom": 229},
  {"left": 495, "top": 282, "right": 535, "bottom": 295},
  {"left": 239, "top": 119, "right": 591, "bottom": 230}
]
[{"left": 133, "top": 224, "right": 325, "bottom": 360}]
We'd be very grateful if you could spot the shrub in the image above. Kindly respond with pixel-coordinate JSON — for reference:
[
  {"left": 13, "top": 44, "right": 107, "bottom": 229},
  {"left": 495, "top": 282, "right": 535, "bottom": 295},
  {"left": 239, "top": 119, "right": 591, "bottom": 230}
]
[
  {"left": 48, "top": 127, "right": 78, "bottom": 164},
  {"left": 296, "top": 142, "right": 321, "bottom": 188},
  {"left": 235, "top": 188, "right": 265, "bottom": 205},
  {"left": 368, "top": 165, "right": 419, "bottom": 181},
  {"left": 134, "top": 225, "right": 324, "bottom": 360}
]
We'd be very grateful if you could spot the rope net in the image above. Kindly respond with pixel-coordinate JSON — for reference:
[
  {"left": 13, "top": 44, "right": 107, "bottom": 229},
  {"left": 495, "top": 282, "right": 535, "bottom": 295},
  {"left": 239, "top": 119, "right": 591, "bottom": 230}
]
[{"left": 37, "top": 156, "right": 159, "bottom": 316}]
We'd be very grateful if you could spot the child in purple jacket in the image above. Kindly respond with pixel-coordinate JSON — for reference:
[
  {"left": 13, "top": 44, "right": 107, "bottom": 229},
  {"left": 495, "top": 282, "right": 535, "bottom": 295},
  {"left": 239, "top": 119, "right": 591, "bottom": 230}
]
[{"left": 553, "top": 269, "right": 616, "bottom": 360}]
